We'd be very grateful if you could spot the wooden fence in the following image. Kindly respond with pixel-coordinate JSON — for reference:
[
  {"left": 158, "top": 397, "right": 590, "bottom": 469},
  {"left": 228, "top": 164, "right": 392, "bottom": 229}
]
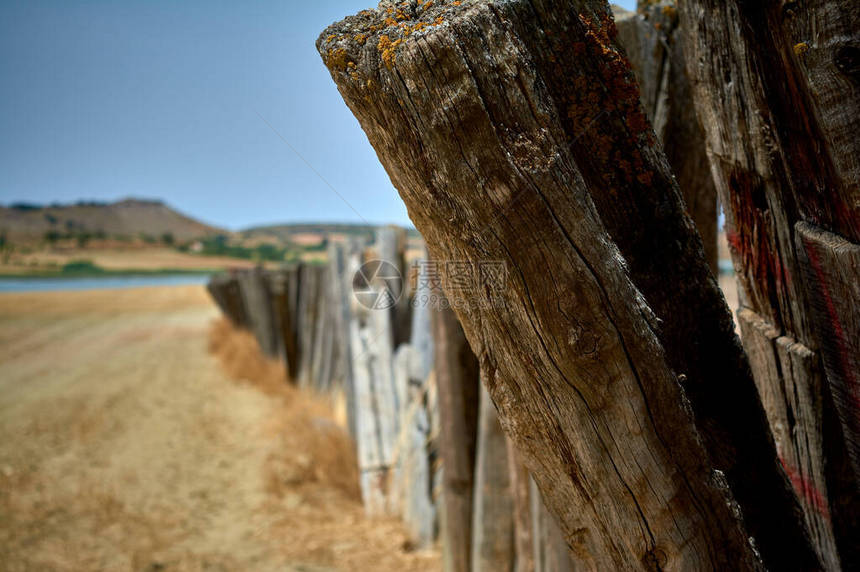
[{"left": 207, "top": 227, "right": 576, "bottom": 569}]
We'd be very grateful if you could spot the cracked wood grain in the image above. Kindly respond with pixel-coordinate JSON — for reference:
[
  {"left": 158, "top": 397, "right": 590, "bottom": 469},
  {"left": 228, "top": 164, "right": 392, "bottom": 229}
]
[
  {"left": 681, "top": 0, "right": 859, "bottom": 567},
  {"left": 318, "top": 0, "right": 820, "bottom": 569}
]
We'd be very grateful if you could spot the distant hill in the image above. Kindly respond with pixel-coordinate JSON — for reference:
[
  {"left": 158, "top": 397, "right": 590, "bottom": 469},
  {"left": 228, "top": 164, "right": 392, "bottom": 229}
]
[{"left": 0, "top": 199, "right": 227, "bottom": 242}]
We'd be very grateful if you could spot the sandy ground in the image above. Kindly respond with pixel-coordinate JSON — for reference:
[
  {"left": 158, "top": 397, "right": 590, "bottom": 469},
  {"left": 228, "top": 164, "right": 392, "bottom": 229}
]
[{"left": 0, "top": 286, "right": 438, "bottom": 571}]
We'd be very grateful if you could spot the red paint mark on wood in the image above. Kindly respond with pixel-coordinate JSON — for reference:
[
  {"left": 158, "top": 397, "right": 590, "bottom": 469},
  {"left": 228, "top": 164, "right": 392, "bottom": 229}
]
[
  {"left": 726, "top": 229, "right": 743, "bottom": 256},
  {"left": 780, "top": 458, "right": 830, "bottom": 519},
  {"left": 776, "top": 251, "right": 792, "bottom": 289},
  {"left": 803, "top": 238, "right": 860, "bottom": 426},
  {"left": 726, "top": 170, "right": 794, "bottom": 313}
]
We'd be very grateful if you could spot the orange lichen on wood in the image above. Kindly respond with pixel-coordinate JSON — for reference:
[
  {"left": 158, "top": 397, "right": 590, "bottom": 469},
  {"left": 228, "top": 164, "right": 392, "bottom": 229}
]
[
  {"left": 560, "top": 13, "right": 657, "bottom": 191},
  {"left": 580, "top": 13, "right": 649, "bottom": 140},
  {"left": 325, "top": 48, "right": 350, "bottom": 72},
  {"left": 378, "top": 35, "right": 403, "bottom": 69},
  {"left": 320, "top": 0, "right": 466, "bottom": 75}
]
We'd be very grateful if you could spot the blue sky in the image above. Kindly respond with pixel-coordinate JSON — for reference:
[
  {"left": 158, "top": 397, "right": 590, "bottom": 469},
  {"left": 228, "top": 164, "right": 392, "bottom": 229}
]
[{"left": 0, "top": 1, "right": 637, "bottom": 230}]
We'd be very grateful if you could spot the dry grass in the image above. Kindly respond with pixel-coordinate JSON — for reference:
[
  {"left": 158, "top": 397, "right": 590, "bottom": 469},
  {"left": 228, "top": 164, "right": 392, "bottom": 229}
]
[
  {"left": 208, "top": 318, "right": 292, "bottom": 396},
  {"left": 206, "top": 318, "right": 439, "bottom": 571},
  {"left": 207, "top": 318, "right": 360, "bottom": 499},
  {"left": 209, "top": 318, "right": 440, "bottom": 571}
]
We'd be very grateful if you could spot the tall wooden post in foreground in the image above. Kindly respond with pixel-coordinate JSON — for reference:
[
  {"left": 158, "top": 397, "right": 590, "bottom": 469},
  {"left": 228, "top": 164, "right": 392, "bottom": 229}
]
[{"left": 318, "top": 0, "right": 821, "bottom": 569}]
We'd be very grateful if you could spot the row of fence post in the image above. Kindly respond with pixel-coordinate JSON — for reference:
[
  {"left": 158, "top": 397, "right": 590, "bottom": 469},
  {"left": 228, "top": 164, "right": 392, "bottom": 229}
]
[{"left": 207, "top": 227, "right": 572, "bottom": 571}]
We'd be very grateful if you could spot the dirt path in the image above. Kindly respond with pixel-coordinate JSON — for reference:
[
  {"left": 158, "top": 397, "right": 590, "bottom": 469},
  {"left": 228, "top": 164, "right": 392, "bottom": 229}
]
[{"left": 0, "top": 286, "right": 438, "bottom": 571}]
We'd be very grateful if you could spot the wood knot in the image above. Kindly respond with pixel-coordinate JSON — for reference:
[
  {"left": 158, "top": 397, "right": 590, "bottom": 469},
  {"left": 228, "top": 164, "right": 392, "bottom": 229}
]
[
  {"left": 834, "top": 45, "right": 860, "bottom": 80},
  {"left": 642, "top": 546, "right": 668, "bottom": 571}
]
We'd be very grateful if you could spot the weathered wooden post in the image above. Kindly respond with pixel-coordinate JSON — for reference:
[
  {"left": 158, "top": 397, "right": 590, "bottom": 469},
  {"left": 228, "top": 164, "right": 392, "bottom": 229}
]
[
  {"left": 471, "top": 381, "right": 514, "bottom": 572},
  {"left": 295, "top": 264, "right": 323, "bottom": 387},
  {"left": 391, "top": 343, "right": 437, "bottom": 545},
  {"left": 391, "top": 252, "right": 440, "bottom": 537},
  {"left": 328, "top": 239, "right": 365, "bottom": 435},
  {"left": 508, "top": 439, "right": 575, "bottom": 572},
  {"left": 317, "top": 1, "right": 821, "bottom": 568},
  {"left": 308, "top": 265, "right": 340, "bottom": 392},
  {"left": 680, "top": 0, "right": 859, "bottom": 567},
  {"left": 432, "top": 294, "right": 480, "bottom": 572},
  {"left": 267, "top": 267, "right": 300, "bottom": 379},
  {"left": 346, "top": 231, "right": 402, "bottom": 513},
  {"left": 237, "top": 266, "right": 280, "bottom": 359},
  {"left": 377, "top": 225, "right": 413, "bottom": 347},
  {"left": 506, "top": 439, "right": 535, "bottom": 572},
  {"left": 409, "top": 256, "right": 435, "bottom": 383},
  {"left": 529, "top": 480, "right": 575, "bottom": 572},
  {"left": 207, "top": 273, "right": 248, "bottom": 327}
]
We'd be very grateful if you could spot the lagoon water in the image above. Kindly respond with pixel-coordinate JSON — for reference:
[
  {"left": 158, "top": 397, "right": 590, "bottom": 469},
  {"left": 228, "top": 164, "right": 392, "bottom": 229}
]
[{"left": 0, "top": 274, "right": 211, "bottom": 293}]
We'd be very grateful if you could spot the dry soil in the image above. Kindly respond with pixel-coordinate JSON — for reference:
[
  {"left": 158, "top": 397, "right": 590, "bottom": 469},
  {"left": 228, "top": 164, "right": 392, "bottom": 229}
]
[{"left": 0, "top": 285, "right": 439, "bottom": 571}]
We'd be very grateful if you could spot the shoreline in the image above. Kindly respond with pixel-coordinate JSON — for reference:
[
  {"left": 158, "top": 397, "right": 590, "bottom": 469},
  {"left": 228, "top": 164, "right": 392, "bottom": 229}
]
[
  {"left": 0, "top": 272, "right": 213, "bottom": 294},
  {"left": 0, "top": 267, "right": 217, "bottom": 279}
]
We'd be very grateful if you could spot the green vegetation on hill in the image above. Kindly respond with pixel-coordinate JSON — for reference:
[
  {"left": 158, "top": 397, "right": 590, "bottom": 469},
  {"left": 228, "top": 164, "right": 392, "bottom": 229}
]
[
  {"left": 61, "top": 260, "right": 105, "bottom": 275},
  {"left": 185, "top": 235, "right": 299, "bottom": 263},
  {"left": 241, "top": 222, "right": 421, "bottom": 241}
]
